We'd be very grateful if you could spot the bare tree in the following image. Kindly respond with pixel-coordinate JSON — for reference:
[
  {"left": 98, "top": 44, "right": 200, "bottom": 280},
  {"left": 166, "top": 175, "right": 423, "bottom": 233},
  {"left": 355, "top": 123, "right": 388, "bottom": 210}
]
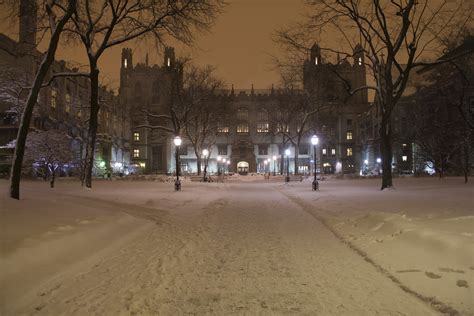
[
  {"left": 184, "top": 66, "right": 227, "bottom": 175},
  {"left": 275, "top": 0, "right": 472, "bottom": 189},
  {"left": 272, "top": 74, "right": 326, "bottom": 175},
  {"left": 24, "top": 130, "right": 75, "bottom": 187},
  {"left": 8, "top": 0, "right": 77, "bottom": 199},
  {"left": 64, "top": 0, "right": 224, "bottom": 188}
]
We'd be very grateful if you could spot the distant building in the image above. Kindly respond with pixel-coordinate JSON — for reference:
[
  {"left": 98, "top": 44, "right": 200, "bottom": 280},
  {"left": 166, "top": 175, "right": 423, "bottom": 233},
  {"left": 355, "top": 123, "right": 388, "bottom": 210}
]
[
  {"left": 121, "top": 43, "right": 370, "bottom": 175},
  {"left": 0, "top": 0, "right": 129, "bottom": 176}
]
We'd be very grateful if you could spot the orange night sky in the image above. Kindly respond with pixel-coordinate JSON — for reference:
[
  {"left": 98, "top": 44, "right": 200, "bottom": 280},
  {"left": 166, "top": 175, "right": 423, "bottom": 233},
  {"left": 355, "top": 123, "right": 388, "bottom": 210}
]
[{"left": 1, "top": 0, "right": 308, "bottom": 92}]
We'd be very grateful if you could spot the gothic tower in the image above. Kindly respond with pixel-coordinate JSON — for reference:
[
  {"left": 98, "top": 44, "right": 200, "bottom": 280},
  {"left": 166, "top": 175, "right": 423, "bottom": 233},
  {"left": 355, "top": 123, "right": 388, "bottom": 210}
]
[{"left": 19, "top": 0, "right": 37, "bottom": 50}]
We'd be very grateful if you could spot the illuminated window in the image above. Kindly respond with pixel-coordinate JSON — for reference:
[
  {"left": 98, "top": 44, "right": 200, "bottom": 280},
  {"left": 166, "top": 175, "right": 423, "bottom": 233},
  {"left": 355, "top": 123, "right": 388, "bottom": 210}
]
[
  {"left": 257, "top": 122, "right": 269, "bottom": 133},
  {"left": 237, "top": 123, "right": 249, "bottom": 134},
  {"left": 133, "top": 149, "right": 140, "bottom": 158},
  {"left": 315, "top": 57, "right": 318, "bottom": 65},
  {"left": 167, "top": 57, "right": 171, "bottom": 67},
  {"left": 133, "top": 132, "right": 140, "bottom": 141},
  {"left": 331, "top": 148, "right": 336, "bottom": 156},
  {"left": 346, "top": 131, "right": 353, "bottom": 140},
  {"left": 358, "top": 57, "right": 362, "bottom": 66},
  {"left": 402, "top": 143, "right": 407, "bottom": 147},
  {"left": 65, "top": 92, "right": 71, "bottom": 113},
  {"left": 322, "top": 148, "right": 327, "bottom": 155},
  {"left": 402, "top": 155, "right": 407, "bottom": 161},
  {"left": 276, "top": 123, "right": 289, "bottom": 133},
  {"left": 217, "top": 123, "right": 229, "bottom": 134},
  {"left": 124, "top": 59, "right": 128, "bottom": 68},
  {"left": 346, "top": 147, "right": 353, "bottom": 156},
  {"left": 51, "top": 89, "right": 57, "bottom": 108}
]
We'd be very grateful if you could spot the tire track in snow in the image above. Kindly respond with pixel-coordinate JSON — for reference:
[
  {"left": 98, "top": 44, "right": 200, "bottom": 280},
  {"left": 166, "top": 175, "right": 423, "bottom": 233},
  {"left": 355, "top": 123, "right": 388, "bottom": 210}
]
[{"left": 278, "top": 188, "right": 461, "bottom": 316}]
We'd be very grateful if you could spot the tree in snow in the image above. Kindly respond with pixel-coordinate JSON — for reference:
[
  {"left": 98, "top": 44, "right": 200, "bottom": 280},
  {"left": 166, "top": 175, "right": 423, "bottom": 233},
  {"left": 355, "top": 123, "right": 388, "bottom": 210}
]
[
  {"left": 24, "top": 130, "right": 75, "bottom": 188},
  {"left": 7, "top": 0, "right": 77, "bottom": 199},
  {"left": 274, "top": 0, "right": 473, "bottom": 189},
  {"left": 64, "top": 0, "right": 225, "bottom": 188}
]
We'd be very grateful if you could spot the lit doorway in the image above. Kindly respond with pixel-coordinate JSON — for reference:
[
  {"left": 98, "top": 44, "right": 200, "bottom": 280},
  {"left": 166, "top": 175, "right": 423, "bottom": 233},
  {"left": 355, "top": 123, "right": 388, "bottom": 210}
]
[{"left": 237, "top": 161, "right": 249, "bottom": 175}]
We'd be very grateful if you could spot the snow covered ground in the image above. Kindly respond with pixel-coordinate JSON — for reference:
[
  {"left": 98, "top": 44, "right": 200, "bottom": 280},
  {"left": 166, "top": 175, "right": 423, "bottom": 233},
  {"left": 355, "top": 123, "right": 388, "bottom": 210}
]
[{"left": 0, "top": 177, "right": 472, "bottom": 315}]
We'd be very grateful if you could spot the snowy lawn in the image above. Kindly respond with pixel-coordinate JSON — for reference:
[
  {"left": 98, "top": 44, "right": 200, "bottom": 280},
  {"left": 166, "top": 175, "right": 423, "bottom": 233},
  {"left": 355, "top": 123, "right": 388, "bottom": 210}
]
[{"left": 0, "top": 176, "right": 472, "bottom": 315}]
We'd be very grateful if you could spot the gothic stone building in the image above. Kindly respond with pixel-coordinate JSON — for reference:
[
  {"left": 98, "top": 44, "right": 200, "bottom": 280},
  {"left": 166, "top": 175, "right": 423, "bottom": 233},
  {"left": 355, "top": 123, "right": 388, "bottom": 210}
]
[{"left": 122, "top": 43, "right": 369, "bottom": 175}]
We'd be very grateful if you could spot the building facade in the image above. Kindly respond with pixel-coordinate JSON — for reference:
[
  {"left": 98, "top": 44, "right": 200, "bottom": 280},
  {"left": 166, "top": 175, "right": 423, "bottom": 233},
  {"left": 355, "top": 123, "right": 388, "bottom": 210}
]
[{"left": 122, "top": 43, "right": 370, "bottom": 175}]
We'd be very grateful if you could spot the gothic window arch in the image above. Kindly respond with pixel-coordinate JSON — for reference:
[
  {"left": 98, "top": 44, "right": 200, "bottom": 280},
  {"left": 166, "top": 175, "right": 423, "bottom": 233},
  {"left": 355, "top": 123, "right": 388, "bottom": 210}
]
[{"left": 257, "top": 108, "right": 269, "bottom": 133}]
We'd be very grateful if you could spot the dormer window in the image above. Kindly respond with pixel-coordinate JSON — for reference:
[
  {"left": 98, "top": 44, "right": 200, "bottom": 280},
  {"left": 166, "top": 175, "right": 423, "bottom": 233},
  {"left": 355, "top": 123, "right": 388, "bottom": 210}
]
[
  {"left": 124, "top": 59, "right": 128, "bottom": 68},
  {"left": 315, "top": 57, "right": 318, "bottom": 65},
  {"left": 167, "top": 57, "right": 171, "bottom": 67},
  {"left": 358, "top": 57, "right": 362, "bottom": 66}
]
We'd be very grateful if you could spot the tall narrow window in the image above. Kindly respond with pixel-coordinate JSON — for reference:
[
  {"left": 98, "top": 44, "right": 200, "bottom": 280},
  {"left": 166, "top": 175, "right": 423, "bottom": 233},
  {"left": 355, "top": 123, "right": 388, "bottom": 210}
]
[
  {"left": 124, "top": 59, "right": 128, "bottom": 68},
  {"left": 346, "top": 148, "right": 353, "bottom": 156},
  {"left": 133, "top": 132, "right": 140, "bottom": 141},
  {"left": 237, "top": 123, "right": 249, "bottom": 134},
  {"left": 358, "top": 57, "right": 362, "bottom": 66},
  {"left": 346, "top": 131, "right": 353, "bottom": 140},
  {"left": 133, "top": 149, "right": 140, "bottom": 158},
  {"left": 331, "top": 148, "right": 336, "bottom": 156},
  {"left": 51, "top": 89, "right": 57, "bottom": 109},
  {"left": 315, "top": 57, "right": 318, "bottom": 65},
  {"left": 322, "top": 148, "right": 327, "bottom": 155},
  {"left": 167, "top": 57, "right": 171, "bottom": 67},
  {"left": 65, "top": 92, "right": 71, "bottom": 113}
]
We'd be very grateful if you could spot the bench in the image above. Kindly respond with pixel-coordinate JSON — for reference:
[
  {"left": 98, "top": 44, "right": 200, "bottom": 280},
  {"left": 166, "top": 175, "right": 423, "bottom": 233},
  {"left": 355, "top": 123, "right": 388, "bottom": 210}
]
[
  {"left": 190, "top": 176, "right": 204, "bottom": 182},
  {"left": 286, "top": 175, "right": 303, "bottom": 182}
]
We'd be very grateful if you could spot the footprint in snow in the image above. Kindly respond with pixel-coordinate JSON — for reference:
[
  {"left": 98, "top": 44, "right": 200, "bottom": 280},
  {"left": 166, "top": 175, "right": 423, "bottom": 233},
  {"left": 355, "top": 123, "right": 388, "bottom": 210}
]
[{"left": 425, "top": 271, "right": 442, "bottom": 279}]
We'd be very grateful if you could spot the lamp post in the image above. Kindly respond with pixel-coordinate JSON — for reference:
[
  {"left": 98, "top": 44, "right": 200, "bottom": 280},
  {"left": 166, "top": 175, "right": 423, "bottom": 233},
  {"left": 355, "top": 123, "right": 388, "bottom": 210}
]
[
  {"left": 264, "top": 160, "right": 268, "bottom": 174},
  {"left": 173, "top": 136, "right": 182, "bottom": 191},
  {"left": 311, "top": 135, "right": 319, "bottom": 191},
  {"left": 202, "top": 148, "right": 209, "bottom": 182},
  {"left": 222, "top": 158, "right": 226, "bottom": 175},
  {"left": 217, "top": 155, "right": 222, "bottom": 175},
  {"left": 285, "top": 148, "right": 290, "bottom": 183}
]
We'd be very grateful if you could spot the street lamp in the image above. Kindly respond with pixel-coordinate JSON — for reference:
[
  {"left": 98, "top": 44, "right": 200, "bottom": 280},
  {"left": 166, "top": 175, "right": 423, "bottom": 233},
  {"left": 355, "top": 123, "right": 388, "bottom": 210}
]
[
  {"left": 285, "top": 148, "right": 291, "bottom": 183},
  {"left": 311, "top": 135, "right": 319, "bottom": 191},
  {"left": 202, "top": 148, "right": 209, "bottom": 181},
  {"left": 272, "top": 155, "right": 277, "bottom": 176},
  {"left": 173, "top": 136, "right": 182, "bottom": 191}
]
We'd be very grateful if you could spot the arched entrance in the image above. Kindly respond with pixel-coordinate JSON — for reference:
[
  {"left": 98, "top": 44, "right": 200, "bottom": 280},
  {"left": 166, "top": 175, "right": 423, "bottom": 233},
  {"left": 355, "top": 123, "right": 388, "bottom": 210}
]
[{"left": 237, "top": 161, "right": 249, "bottom": 175}]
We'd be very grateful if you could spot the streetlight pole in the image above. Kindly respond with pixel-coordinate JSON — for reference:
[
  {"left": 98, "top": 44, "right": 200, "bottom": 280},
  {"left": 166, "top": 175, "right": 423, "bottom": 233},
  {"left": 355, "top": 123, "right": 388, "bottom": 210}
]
[
  {"left": 173, "top": 136, "right": 182, "bottom": 191},
  {"left": 311, "top": 135, "right": 319, "bottom": 191},
  {"left": 285, "top": 148, "right": 290, "bottom": 183},
  {"left": 226, "top": 160, "right": 230, "bottom": 174}
]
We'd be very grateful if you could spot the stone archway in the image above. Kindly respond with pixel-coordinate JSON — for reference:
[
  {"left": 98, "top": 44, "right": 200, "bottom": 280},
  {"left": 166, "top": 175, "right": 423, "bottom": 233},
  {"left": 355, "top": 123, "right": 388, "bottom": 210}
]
[{"left": 237, "top": 161, "right": 249, "bottom": 175}]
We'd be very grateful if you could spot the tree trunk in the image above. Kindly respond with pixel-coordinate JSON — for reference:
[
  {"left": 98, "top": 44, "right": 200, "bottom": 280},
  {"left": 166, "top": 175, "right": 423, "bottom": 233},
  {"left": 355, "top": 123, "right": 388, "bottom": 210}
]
[
  {"left": 280, "top": 153, "right": 284, "bottom": 175},
  {"left": 294, "top": 147, "right": 299, "bottom": 175},
  {"left": 50, "top": 170, "right": 55, "bottom": 188},
  {"left": 83, "top": 66, "right": 100, "bottom": 188},
  {"left": 194, "top": 150, "right": 202, "bottom": 175},
  {"left": 463, "top": 138, "right": 469, "bottom": 184},
  {"left": 9, "top": 5, "right": 75, "bottom": 199},
  {"left": 380, "top": 113, "right": 393, "bottom": 190}
]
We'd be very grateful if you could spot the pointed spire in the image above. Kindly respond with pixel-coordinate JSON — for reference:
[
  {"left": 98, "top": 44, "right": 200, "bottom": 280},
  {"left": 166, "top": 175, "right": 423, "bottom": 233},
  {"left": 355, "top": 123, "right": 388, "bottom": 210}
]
[
  {"left": 145, "top": 53, "right": 149, "bottom": 66},
  {"left": 231, "top": 84, "right": 234, "bottom": 95},
  {"left": 251, "top": 83, "right": 255, "bottom": 95},
  {"left": 271, "top": 83, "right": 275, "bottom": 95}
]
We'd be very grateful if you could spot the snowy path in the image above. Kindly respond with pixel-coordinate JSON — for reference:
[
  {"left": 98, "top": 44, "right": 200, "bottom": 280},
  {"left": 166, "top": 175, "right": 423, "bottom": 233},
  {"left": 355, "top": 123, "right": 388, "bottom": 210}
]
[{"left": 6, "top": 182, "right": 441, "bottom": 315}]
